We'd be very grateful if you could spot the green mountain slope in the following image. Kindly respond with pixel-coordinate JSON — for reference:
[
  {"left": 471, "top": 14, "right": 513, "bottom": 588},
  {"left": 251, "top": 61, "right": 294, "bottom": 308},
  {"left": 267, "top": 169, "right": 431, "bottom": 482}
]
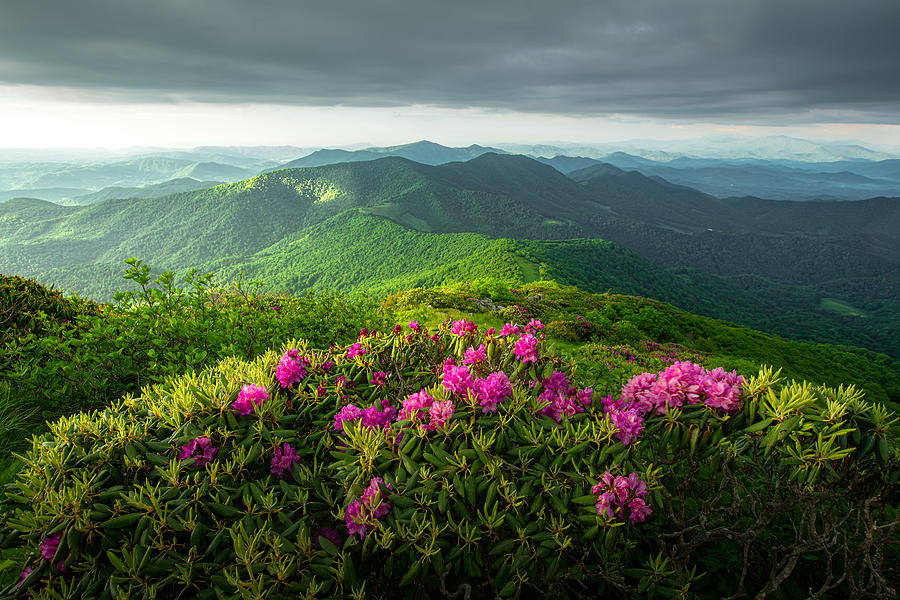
[{"left": 1, "top": 154, "right": 896, "bottom": 358}]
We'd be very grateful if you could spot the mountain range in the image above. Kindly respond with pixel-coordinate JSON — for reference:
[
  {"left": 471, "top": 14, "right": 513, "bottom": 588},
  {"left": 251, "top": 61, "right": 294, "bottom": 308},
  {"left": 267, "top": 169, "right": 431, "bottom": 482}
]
[{"left": 1, "top": 151, "right": 896, "bottom": 359}]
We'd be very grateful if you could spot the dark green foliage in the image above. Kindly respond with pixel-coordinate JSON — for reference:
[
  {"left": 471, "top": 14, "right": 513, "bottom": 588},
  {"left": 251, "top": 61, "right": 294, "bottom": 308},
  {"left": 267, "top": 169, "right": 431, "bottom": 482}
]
[
  {"left": 384, "top": 281, "right": 900, "bottom": 408},
  {"left": 0, "top": 264, "right": 383, "bottom": 459},
  {"left": 0, "top": 323, "right": 895, "bottom": 599}
]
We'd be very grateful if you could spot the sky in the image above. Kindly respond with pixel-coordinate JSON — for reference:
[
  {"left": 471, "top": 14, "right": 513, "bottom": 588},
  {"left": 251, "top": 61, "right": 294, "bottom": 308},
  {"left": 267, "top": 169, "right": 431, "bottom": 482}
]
[{"left": 1, "top": 0, "right": 899, "bottom": 150}]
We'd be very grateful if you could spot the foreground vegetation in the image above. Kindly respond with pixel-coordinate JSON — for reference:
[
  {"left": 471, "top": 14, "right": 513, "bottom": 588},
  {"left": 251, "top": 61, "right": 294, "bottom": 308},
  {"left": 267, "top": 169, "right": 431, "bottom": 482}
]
[{"left": 0, "top": 267, "right": 897, "bottom": 598}]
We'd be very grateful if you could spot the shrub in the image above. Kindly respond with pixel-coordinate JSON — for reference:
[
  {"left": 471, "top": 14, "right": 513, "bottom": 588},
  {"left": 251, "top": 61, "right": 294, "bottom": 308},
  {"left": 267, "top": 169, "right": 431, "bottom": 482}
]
[{"left": 0, "top": 319, "right": 896, "bottom": 599}]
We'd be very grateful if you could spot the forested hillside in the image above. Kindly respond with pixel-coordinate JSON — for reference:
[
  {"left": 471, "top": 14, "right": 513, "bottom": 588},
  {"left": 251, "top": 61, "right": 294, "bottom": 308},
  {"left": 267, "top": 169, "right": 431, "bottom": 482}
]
[{"left": 1, "top": 154, "right": 896, "bottom": 359}]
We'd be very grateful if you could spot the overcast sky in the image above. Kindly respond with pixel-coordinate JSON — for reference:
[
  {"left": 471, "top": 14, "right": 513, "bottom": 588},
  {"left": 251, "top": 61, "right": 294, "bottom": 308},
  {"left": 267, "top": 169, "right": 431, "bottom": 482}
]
[{"left": 1, "top": 0, "right": 898, "bottom": 149}]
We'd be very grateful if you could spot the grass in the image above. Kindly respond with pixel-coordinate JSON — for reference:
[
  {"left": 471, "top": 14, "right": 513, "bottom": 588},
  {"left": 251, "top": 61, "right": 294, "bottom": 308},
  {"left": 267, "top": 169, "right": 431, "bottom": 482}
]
[{"left": 820, "top": 297, "right": 869, "bottom": 317}]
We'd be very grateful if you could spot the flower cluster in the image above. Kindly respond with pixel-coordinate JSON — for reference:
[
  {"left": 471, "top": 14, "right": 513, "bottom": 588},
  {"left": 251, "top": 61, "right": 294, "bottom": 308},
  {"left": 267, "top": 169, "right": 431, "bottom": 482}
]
[
  {"left": 270, "top": 443, "right": 300, "bottom": 478},
  {"left": 442, "top": 362, "right": 474, "bottom": 396},
  {"left": 536, "top": 371, "right": 592, "bottom": 422},
  {"left": 524, "top": 318, "right": 544, "bottom": 334},
  {"left": 600, "top": 395, "right": 644, "bottom": 445},
  {"left": 498, "top": 322, "right": 520, "bottom": 337},
  {"left": 334, "top": 400, "right": 397, "bottom": 432},
  {"left": 370, "top": 371, "right": 388, "bottom": 386},
  {"left": 233, "top": 384, "right": 269, "bottom": 415},
  {"left": 400, "top": 390, "right": 455, "bottom": 431},
  {"left": 621, "top": 361, "right": 744, "bottom": 415},
  {"left": 345, "top": 477, "right": 393, "bottom": 539},
  {"left": 441, "top": 362, "right": 512, "bottom": 414},
  {"left": 275, "top": 349, "right": 308, "bottom": 389},
  {"left": 346, "top": 343, "right": 366, "bottom": 358},
  {"left": 178, "top": 436, "right": 219, "bottom": 467},
  {"left": 463, "top": 344, "right": 487, "bottom": 365},
  {"left": 592, "top": 472, "right": 652, "bottom": 524},
  {"left": 513, "top": 334, "right": 539, "bottom": 364},
  {"left": 450, "top": 319, "right": 477, "bottom": 337}
]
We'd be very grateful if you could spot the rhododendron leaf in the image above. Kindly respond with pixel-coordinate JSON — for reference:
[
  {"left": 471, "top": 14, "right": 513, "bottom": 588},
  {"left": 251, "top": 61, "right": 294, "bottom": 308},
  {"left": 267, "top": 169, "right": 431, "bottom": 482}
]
[
  {"left": 318, "top": 536, "right": 340, "bottom": 557},
  {"left": 743, "top": 418, "right": 773, "bottom": 433},
  {"left": 572, "top": 495, "right": 597, "bottom": 506}
]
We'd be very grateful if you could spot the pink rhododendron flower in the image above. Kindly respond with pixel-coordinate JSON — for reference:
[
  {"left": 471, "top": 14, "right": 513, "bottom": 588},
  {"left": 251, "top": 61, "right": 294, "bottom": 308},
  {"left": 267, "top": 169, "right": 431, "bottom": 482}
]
[
  {"left": 275, "top": 349, "right": 308, "bottom": 389},
  {"left": 18, "top": 567, "right": 33, "bottom": 587},
  {"left": 621, "top": 372, "right": 660, "bottom": 415},
  {"left": 392, "top": 324, "right": 402, "bottom": 335},
  {"left": 346, "top": 343, "right": 366, "bottom": 358},
  {"left": 409, "top": 321, "right": 420, "bottom": 332},
  {"left": 513, "top": 334, "right": 539, "bottom": 364},
  {"left": 620, "top": 363, "right": 744, "bottom": 416},
  {"left": 345, "top": 478, "right": 393, "bottom": 540},
  {"left": 428, "top": 400, "right": 455, "bottom": 430},
  {"left": 498, "top": 322, "right": 520, "bottom": 337},
  {"left": 600, "top": 395, "right": 644, "bottom": 445},
  {"left": 40, "top": 533, "right": 61, "bottom": 560},
  {"left": 232, "top": 384, "right": 268, "bottom": 415},
  {"left": 334, "top": 401, "right": 397, "bottom": 432},
  {"left": 442, "top": 363, "right": 473, "bottom": 396},
  {"left": 371, "top": 371, "right": 388, "bottom": 386},
  {"left": 701, "top": 367, "right": 745, "bottom": 413},
  {"left": 450, "top": 319, "right": 477, "bottom": 336},
  {"left": 536, "top": 371, "right": 592, "bottom": 422},
  {"left": 475, "top": 371, "right": 512, "bottom": 413},
  {"left": 400, "top": 390, "right": 434, "bottom": 421},
  {"left": 463, "top": 344, "right": 487, "bottom": 365},
  {"left": 270, "top": 443, "right": 301, "bottom": 478},
  {"left": 592, "top": 471, "right": 652, "bottom": 524},
  {"left": 178, "top": 436, "right": 219, "bottom": 466},
  {"left": 525, "top": 318, "right": 545, "bottom": 333}
]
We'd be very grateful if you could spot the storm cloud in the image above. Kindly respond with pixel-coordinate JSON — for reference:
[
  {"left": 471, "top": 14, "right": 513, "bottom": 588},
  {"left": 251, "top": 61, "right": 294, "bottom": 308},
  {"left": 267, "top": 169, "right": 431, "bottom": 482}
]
[{"left": 1, "top": 0, "right": 898, "bottom": 122}]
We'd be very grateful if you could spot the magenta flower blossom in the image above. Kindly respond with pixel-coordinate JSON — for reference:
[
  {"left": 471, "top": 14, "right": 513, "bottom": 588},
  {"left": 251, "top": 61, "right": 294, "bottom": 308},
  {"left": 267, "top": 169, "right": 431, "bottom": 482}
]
[
  {"left": 592, "top": 471, "right": 652, "bottom": 524},
  {"left": 233, "top": 384, "right": 269, "bottom": 415},
  {"left": 276, "top": 349, "right": 308, "bottom": 389},
  {"left": 334, "top": 404, "right": 363, "bottom": 431},
  {"left": 270, "top": 443, "right": 301, "bottom": 478},
  {"left": 178, "top": 436, "right": 219, "bottom": 467},
  {"left": 392, "top": 324, "right": 402, "bottom": 335},
  {"left": 450, "top": 319, "right": 477, "bottom": 337},
  {"left": 335, "top": 375, "right": 347, "bottom": 388},
  {"left": 620, "top": 363, "right": 744, "bottom": 416},
  {"left": 535, "top": 371, "right": 592, "bottom": 422},
  {"left": 346, "top": 343, "right": 366, "bottom": 358},
  {"left": 400, "top": 390, "right": 434, "bottom": 421},
  {"left": 600, "top": 395, "right": 644, "bottom": 445},
  {"left": 335, "top": 401, "right": 397, "bottom": 432},
  {"left": 463, "top": 344, "right": 488, "bottom": 365},
  {"left": 475, "top": 371, "right": 512, "bottom": 413},
  {"left": 40, "top": 533, "right": 61, "bottom": 560},
  {"left": 524, "top": 318, "right": 545, "bottom": 334},
  {"left": 498, "top": 322, "right": 520, "bottom": 337},
  {"left": 409, "top": 321, "right": 420, "bottom": 332},
  {"left": 701, "top": 367, "right": 745, "bottom": 413},
  {"left": 321, "top": 360, "right": 335, "bottom": 372},
  {"left": 428, "top": 400, "right": 455, "bottom": 430},
  {"left": 513, "top": 334, "right": 539, "bottom": 364},
  {"left": 18, "top": 567, "right": 33, "bottom": 587},
  {"left": 316, "top": 382, "right": 327, "bottom": 396},
  {"left": 620, "top": 372, "right": 659, "bottom": 415},
  {"left": 345, "top": 478, "right": 393, "bottom": 540},
  {"left": 442, "top": 363, "right": 473, "bottom": 396},
  {"left": 370, "top": 371, "right": 388, "bottom": 386}
]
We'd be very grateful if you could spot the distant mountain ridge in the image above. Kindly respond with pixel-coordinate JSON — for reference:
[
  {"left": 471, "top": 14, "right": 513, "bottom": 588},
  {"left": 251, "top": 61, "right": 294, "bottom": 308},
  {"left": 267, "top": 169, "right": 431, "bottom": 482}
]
[
  {"left": 272, "top": 140, "right": 507, "bottom": 170},
  {"left": 1, "top": 152, "right": 896, "bottom": 357}
]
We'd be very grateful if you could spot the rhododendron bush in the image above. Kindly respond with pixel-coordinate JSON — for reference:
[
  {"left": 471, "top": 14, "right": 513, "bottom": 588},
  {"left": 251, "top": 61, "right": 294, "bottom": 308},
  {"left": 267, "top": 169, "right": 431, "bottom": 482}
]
[{"left": 0, "top": 319, "right": 897, "bottom": 599}]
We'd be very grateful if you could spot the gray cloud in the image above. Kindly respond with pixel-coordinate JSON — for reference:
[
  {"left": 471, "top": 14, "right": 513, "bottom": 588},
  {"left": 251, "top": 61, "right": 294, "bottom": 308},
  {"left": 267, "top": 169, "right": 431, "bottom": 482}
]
[{"left": 1, "top": 0, "right": 898, "bottom": 122}]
